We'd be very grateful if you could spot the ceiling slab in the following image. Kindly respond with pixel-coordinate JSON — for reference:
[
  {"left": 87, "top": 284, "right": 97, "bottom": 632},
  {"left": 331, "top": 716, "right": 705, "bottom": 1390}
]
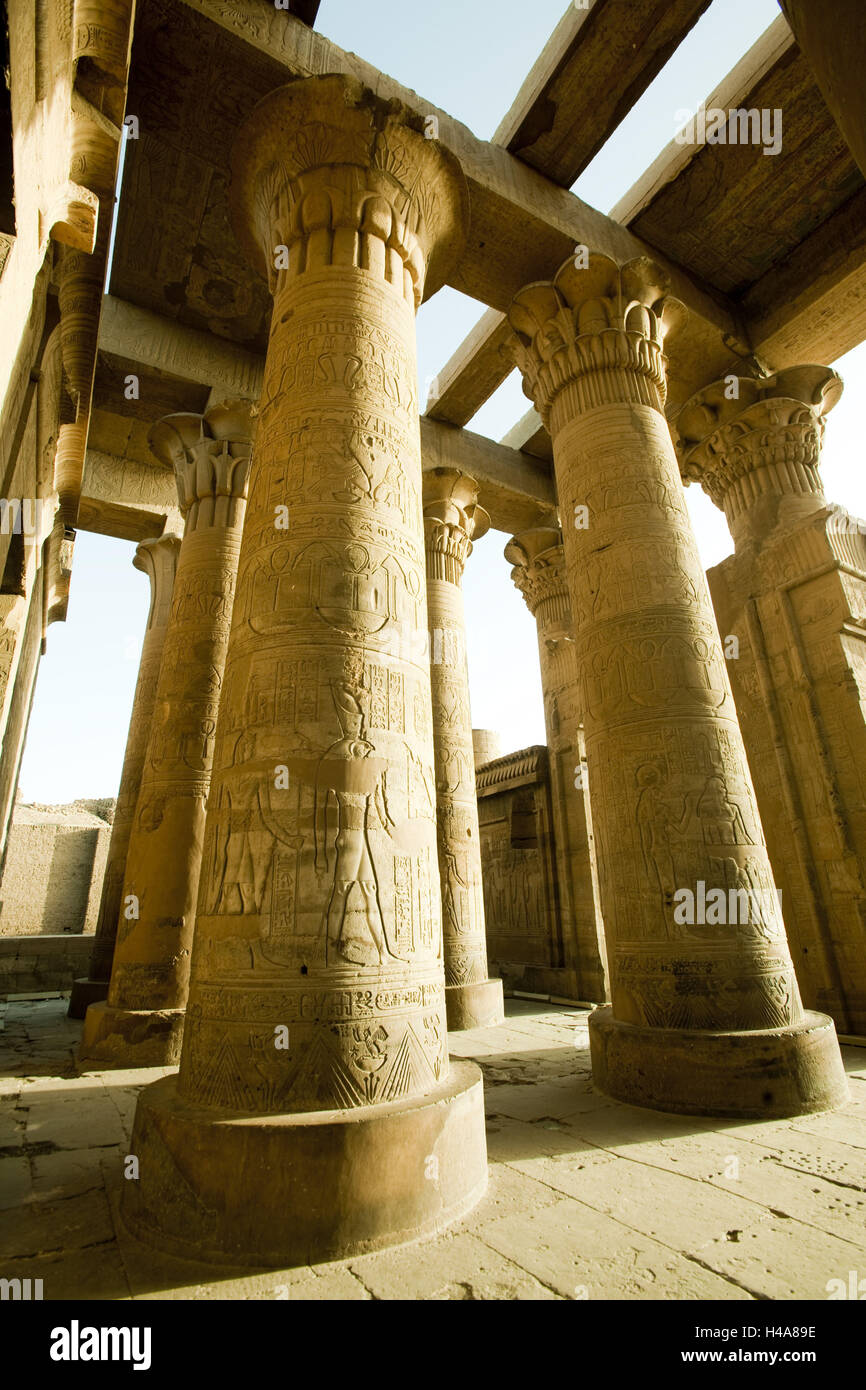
[{"left": 494, "top": 0, "right": 713, "bottom": 187}]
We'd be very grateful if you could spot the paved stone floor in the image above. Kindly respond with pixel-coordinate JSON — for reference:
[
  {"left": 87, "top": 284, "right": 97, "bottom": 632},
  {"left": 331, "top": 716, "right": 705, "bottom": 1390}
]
[{"left": 1, "top": 995, "right": 864, "bottom": 1300}]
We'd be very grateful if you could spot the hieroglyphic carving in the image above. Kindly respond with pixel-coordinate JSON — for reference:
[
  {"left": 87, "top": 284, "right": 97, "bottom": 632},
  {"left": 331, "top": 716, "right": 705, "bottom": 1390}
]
[
  {"left": 677, "top": 366, "right": 866, "bottom": 1032},
  {"left": 84, "top": 533, "right": 181, "bottom": 987},
  {"left": 506, "top": 253, "right": 802, "bottom": 1035},
  {"left": 507, "top": 527, "right": 607, "bottom": 998},
  {"left": 175, "top": 75, "right": 467, "bottom": 1114},
  {"left": 477, "top": 748, "right": 560, "bottom": 973},
  {"left": 79, "top": 402, "right": 252, "bottom": 1063},
  {"left": 422, "top": 469, "right": 500, "bottom": 1010}
]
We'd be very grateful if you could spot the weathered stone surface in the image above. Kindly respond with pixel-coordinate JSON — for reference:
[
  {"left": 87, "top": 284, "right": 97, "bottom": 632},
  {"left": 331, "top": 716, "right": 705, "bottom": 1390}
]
[
  {"left": 506, "top": 252, "right": 848, "bottom": 1117},
  {"left": 476, "top": 747, "right": 562, "bottom": 985},
  {"left": 123, "top": 74, "right": 486, "bottom": 1265},
  {"left": 0, "top": 935, "right": 95, "bottom": 998},
  {"left": 79, "top": 402, "right": 252, "bottom": 1067},
  {"left": 0, "top": 803, "right": 110, "bottom": 936},
  {"left": 3, "top": 997, "right": 866, "bottom": 1298},
  {"left": 507, "top": 526, "right": 608, "bottom": 1001},
  {"left": 423, "top": 468, "right": 503, "bottom": 1031},
  {"left": 69, "top": 534, "right": 181, "bottom": 1018},
  {"left": 472, "top": 728, "right": 502, "bottom": 768},
  {"left": 676, "top": 367, "right": 866, "bottom": 1036}
]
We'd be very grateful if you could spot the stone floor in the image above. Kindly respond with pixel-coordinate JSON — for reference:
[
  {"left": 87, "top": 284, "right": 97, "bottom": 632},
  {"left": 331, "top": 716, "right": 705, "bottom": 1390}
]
[{"left": 1, "top": 995, "right": 865, "bottom": 1300}]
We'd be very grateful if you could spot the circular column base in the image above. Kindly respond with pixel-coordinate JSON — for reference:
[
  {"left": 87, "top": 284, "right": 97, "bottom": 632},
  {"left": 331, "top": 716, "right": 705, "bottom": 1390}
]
[
  {"left": 121, "top": 1059, "right": 488, "bottom": 1268},
  {"left": 78, "top": 1000, "right": 184, "bottom": 1070},
  {"left": 445, "top": 978, "right": 504, "bottom": 1031},
  {"left": 68, "top": 977, "right": 109, "bottom": 1019},
  {"left": 589, "top": 1005, "right": 849, "bottom": 1118}
]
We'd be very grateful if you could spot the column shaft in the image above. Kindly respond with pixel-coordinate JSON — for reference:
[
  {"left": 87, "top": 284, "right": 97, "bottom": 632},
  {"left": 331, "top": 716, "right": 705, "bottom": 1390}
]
[
  {"left": 507, "top": 253, "right": 847, "bottom": 1116},
  {"left": 507, "top": 527, "right": 607, "bottom": 1001},
  {"left": 69, "top": 533, "right": 180, "bottom": 1017},
  {"left": 677, "top": 366, "right": 866, "bottom": 1033},
  {"left": 122, "top": 75, "right": 486, "bottom": 1268},
  {"left": 78, "top": 404, "right": 251, "bottom": 1066},
  {"left": 424, "top": 468, "right": 503, "bottom": 1029}
]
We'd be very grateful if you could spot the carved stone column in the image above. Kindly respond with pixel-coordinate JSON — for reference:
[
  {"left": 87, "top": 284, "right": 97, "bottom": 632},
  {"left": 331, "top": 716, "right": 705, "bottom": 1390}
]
[
  {"left": 676, "top": 367, "right": 866, "bottom": 1034},
  {"left": 423, "top": 468, "right": 503, "bottom": 1030},
  {"left": 68, "top": 532, "right": 181, "bottom": 1018},
  {"left": 506, "top": 253, "right": 847, "bottom": 1117},
  {"left": 123, "top": 75, "right": 486, "bottom": 1267},
  {"left": 506, "top": 526, "right": 608, "bottom": 1003},
  {"left": 78, "top": 401, "right": 252, "bottom": 1066}
]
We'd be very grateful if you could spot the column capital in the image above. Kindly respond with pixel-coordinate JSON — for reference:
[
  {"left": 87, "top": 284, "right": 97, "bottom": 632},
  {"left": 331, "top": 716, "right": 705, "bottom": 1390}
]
[
  {"left": 422, "top": 468, "right": 489, "bottom": 583},
  {"left": 132, "top": 532, "right": 182, "bottom": 632},
  {"left": 505, "top": 525, "right": 572, "bottom": 632},
  {"left": 675, "top": 365, "right": 842, "bottom": 544},
  {"left": 148, "top": 398, "right": 254, "bottom": 533},
  {"left": 506, "top": 253, "right": 685, "bottom": 431},
  {"left": 229, "top": 74, "right": 468, "bottom": 309}
]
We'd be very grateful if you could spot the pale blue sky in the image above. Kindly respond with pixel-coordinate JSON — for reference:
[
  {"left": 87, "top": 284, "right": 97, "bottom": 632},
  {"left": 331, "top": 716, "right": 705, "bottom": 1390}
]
[{"left": 18, "top": 0, "right": 866, "bottom": 800}]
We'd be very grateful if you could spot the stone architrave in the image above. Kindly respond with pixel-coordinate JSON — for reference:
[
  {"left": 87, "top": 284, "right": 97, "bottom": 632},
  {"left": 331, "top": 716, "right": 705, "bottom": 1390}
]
[
  {"left": 78, "top": 401, "right": 253, "bottom": 1066},
  {"left": 422, "top": 467, "right": 503, "bottom": 1030},
  {"left": 123, "top": 75, "right": 487, "bottom": 1268},
  {"left": 68, "top": 533, "right": 181, "bottom": 1018},
  {"left": 676, "top": 366, "right": 866, "bottom": 1035},
  {"left": 506, "top": 526, "right": 608, "bottom": 1002},
  {"left": 506, "top": 253, "right": 847, "bottom": 1117}
]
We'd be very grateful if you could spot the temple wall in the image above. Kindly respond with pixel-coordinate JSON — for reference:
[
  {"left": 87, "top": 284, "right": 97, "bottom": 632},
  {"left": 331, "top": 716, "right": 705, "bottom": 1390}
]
[
  {"left": 476, "top": 746, "right": 570, "bottom": 995},
  {"left": 708, "top": 508, "right": 866, "bottom": 1034},
  {"left": 0, "top": 800, "right": 113, "bottom": 936}
]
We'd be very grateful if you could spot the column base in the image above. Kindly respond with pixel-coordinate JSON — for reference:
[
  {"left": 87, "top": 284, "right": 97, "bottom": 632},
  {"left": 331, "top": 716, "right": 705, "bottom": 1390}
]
[
  {"left": 445, "top": 978, "right": 504, "bottom": 1030},
  {"left": 68, "top": 977, "right": 109, "bottom": 1019},
  {"left": 589, "top": 1005, "right": 849, "bottom": 1118},
  {"left": 77, "top": 1000, "right": 184, "bottom": 1070},
  {"left": 121, "top": 1060, "right": 488, "bottom": 1267}
]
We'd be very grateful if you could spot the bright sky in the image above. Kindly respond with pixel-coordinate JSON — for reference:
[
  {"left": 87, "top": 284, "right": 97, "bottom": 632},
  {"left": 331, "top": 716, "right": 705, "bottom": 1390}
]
[{"left": 18, "top": 0, "right": 866, "bottom": 801}]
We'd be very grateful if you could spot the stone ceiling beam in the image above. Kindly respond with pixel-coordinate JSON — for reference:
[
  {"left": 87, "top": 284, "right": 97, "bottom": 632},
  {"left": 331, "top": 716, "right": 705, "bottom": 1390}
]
[
  {"left": 500, "top": 408, "right": 551, "bottom": 463},
  {"left": 177, "top": 1, "right": 747, "bottom": 350},
  {"left": 492, "top": 0, "right": 712, "bottom": 186},
  {"left": 608, "top": 16, "right": 795, "bottom": 226},
  {"left": 420, "top": 418, "right": 555, "bottom": 535},
  {"left": 97, "top": 297, "right": 553, "bottom": 533},
  {"left": 425, "top": 310, "right": 514, "bottom": 427},
  {"left": 98, "top": 296, "right": 264, "bottom": 399},
  {"left": 289, "top": 0, "right": 321, "bottom": 26},
  {"left": 779, "top": 0, "right": 866, "bottom": 182}
]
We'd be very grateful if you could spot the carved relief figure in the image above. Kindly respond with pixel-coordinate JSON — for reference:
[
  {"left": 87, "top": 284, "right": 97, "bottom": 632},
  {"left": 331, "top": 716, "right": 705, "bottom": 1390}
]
[{"left": 314, "top": 681, "right": 402, "bottom": 966}]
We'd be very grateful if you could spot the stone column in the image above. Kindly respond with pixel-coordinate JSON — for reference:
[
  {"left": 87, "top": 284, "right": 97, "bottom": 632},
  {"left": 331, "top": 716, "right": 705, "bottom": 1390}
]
[
  {"left": 506, "top": 253, "right": 847, "bottom": 1117},
  {"left": 676, "top": 366, "right": 866, "bottom": 1034},
  {"left": 506, "top": 526, "right": 608, "bottom": 1002},
  {"left": 422, "top": 467, "right": 503, "bottom": 1030},
  {"left": 123, "top": 75, "right": 487, "bottom": 1267},
  {"left": 472, "top": 729, "right": 501, "bottom": 768},
  {"left": 68, "top": 532, "right": 180, "bottom": 1017},
  {"left": 78, "top": 400, "right": 252, "bottom": 1066}
]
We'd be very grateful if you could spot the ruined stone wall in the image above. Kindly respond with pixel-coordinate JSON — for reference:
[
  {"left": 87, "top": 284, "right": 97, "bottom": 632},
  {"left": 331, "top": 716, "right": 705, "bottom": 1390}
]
[
  {"left": 477, "top": 746, "right": 564, "bottom": 991},
  {"left": 0, "top": 802, "right": 112, "bottom": 936},
  {"left": 0, "top": 933, "right": 94, "bottom": 997}
]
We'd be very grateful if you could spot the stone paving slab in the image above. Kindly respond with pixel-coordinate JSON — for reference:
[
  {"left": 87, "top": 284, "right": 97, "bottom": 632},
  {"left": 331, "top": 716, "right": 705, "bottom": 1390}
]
[{"left": 0, "top": 996, "right": 864, "bottom": 1300}]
